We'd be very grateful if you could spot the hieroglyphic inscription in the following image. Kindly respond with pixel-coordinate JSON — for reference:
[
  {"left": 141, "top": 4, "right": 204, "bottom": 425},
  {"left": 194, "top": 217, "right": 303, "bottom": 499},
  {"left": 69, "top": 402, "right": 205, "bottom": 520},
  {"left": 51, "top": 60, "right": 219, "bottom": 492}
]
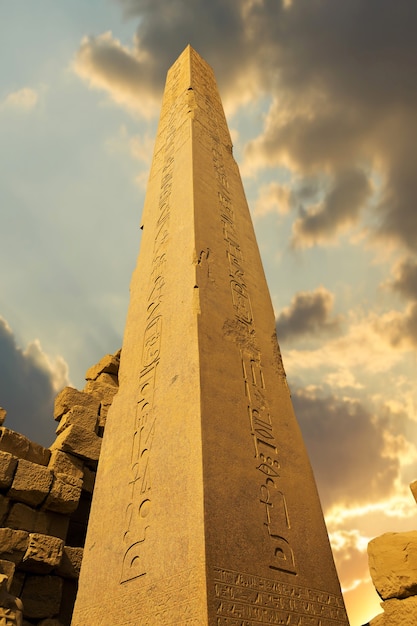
[
  {"left": 214, "top": 568, "right": 349, "bottom": 625},
  {"left": 121, "top": 95, "right": 180, "bottom": 584},
  {"left": 203, "top": 100, "right": 296, "bottom": 575}
]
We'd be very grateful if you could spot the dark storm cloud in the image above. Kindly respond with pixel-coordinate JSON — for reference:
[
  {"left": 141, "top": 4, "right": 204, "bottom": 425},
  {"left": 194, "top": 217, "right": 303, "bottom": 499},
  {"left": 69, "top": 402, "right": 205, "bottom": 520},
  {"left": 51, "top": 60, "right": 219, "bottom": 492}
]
[
  {"left": 119, "top": 0, "right": 245, "bottom": 85},
  {"left": 244, "top": 0, "right": 417, "bottom": 249},
  {"left": 74, "top": 0, "right": 250, "bottom": 112},
  {"left": 75, "top": 0, "right": 417, "bottom": 248},
  {"left": 0, "top": 318, "right": 62, "bottom": 446},
  {"left": 292, "top": 168, "right": 372, "bottom": 247},
  {"left": 276, "top": 287, "right": 340, "bottom": 341},
  {"left": 390, "top": 258, "right": 417, "bottom": 302},
  {"left": 293, "top": 388, "right": 399, "bottom": 510}
]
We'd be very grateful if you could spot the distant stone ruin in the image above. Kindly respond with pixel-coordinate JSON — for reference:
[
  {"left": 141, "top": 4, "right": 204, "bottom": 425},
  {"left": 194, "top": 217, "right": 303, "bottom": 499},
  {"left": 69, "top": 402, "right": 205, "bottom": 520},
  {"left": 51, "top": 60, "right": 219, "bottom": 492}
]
[{"left": 0, "top": 350, "right": 120, "bottom": 625}]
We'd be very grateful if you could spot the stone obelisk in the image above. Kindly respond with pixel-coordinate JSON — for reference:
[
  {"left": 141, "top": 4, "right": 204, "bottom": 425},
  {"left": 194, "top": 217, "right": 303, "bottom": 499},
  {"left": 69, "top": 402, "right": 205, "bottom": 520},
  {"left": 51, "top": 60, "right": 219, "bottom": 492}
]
[{"left": 72, "top": 46, "right": 349, "bottom": 625}]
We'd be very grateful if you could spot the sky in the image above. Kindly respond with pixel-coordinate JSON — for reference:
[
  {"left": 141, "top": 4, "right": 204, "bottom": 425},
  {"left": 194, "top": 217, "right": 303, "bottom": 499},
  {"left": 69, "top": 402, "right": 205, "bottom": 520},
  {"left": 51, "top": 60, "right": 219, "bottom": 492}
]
[{"left": 1, "top": 1, "right": 416, "bottom": 623}]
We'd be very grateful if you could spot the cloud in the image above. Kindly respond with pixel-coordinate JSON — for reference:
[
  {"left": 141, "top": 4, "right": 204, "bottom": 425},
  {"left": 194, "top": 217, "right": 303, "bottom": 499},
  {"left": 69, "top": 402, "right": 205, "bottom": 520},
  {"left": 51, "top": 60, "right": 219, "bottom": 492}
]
[
  {"left": 254, "top": 181, "right": 292, "bottom": 217},
  {"left": 389, "top": 257, "right": 417, "bottom": 301},
  {"left": 283, "top": 311, "right": 411, "bottom": 384},
  {"left": 327, "top": 529, "right": 372, "bottom": 594},
  {"left": 291, "top": 168, "right": 372, "bottom": 247},
  {"left": 116, "top": 0, "right": 254, "bottom": 106},
  {"left": 293, "top": 388, "right": 399, "bottom": 511},
  {"left": 0, "top": 317, "right": 69, "bottom": 446},
  {"left": 73, "top": 3, "right": 256, "bottom": 116},
  {"left": 72, "top": 1, "right": 417, "bottom": 251},
  {"left": 1, "top": 87, "right": 38, "bottom": 111},
  {"left": 276, "top": 286, "right": 341, "bottom": 341},
  {"left": 242, "top": 0, "right": 417, "bottom": 250},
  {"left": 374, "top": 303, "right": 417, "bottom": 349},
  {"left": 73, "top": 32, "right": 160, "bottom": 117}
]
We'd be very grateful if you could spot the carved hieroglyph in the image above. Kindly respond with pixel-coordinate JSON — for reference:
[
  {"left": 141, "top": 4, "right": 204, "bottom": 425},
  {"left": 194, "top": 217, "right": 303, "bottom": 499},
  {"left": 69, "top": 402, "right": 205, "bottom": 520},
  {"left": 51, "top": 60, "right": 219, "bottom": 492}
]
[{"left": 71, "top": 46, "right": 349, "bottom": 626}]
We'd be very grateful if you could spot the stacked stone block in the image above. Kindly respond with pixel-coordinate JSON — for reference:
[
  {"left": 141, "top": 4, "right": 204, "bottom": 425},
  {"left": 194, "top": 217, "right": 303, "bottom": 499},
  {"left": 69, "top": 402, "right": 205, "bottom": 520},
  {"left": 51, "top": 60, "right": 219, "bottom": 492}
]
[
  {"left": 0, "top": 350, "right": 120, "bottom": 625},
  {"left": 366, "top": 482, "right": 417, "bottom": 626}
]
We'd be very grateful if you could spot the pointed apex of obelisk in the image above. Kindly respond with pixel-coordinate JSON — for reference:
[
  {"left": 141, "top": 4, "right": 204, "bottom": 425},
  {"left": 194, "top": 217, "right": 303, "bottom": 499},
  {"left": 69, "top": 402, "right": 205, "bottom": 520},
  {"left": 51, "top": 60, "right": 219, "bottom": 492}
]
[
  {"left": 178, "top": 43, "right": 205, "bottom": 62},
  {"left": 167, "top": 44, "right": 215, "bottom": 89}
]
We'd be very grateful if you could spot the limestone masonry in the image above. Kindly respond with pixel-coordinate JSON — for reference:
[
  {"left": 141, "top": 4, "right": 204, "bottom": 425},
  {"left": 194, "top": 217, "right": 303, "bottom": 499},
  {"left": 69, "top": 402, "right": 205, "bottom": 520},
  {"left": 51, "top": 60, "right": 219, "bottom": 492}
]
[
  {"left": 365, "top": 483, "right": 417, "bottom": 625},
  {"left": 0, "top": 350, "right": 120, "bottom": 624},
  {"left": 70, "top": 45, "right": 348, "bottom": 625}
]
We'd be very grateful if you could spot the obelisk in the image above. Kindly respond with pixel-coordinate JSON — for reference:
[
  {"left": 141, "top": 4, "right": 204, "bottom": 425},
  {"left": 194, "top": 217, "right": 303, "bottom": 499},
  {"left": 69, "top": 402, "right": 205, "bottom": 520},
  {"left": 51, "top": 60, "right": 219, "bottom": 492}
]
[{"left": 72, "top": 46, "right": 349, "bottom": 625}]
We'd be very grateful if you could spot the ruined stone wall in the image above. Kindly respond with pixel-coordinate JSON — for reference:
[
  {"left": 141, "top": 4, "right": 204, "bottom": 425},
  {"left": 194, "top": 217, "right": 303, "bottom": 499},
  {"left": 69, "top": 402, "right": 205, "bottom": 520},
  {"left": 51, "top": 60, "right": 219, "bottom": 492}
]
[
  {"left": 0, "top": 350, "right": 120, "bottom": 625},
  {"left": 366, "top": 482, "right": 417, "bottom": 626}
]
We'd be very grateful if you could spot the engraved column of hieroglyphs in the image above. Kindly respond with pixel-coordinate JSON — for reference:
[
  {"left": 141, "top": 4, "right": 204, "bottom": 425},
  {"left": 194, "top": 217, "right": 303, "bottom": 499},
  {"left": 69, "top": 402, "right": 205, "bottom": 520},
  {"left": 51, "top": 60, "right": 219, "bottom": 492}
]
[
  {"left": 192, "top": 52, "right": 297, "bottom": 577},
  {"left": 120, "top": 60, "right": 183, "bottom": 584}
]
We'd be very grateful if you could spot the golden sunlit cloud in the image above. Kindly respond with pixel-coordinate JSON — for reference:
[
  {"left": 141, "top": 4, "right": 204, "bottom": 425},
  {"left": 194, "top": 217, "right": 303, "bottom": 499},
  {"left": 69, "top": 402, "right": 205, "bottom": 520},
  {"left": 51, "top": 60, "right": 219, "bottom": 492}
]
[
  {"left": 254, "top": 181, "right": 292, "bottom": 216},
  {"left": 325, "top": 369, "right": 364, "bottom": 390},
  {"left": 284, "top": 311, "right": 411, "bottom": 381},
  {"left": 372, "top": 304, "right": 417, "bottom": 349},
  {"left": 1, "top": 87, "right": 38, "bottom": 111},
  {"left": 325, "top": 496, "right": 417, "bottom": 528},
  {"left": 23, "top": 339, "right": 70, "bottom": 392},
  {"left": 329, "top": 529, "right": 371, "bottom": 556}
]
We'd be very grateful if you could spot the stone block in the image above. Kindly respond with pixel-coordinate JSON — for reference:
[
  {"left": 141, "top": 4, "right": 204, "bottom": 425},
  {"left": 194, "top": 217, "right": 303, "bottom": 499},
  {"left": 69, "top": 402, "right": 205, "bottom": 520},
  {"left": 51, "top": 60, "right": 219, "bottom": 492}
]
[
  {"left": 64, "top": 492, "right": 91, "bottom": 547},
  {"left": 56, "top": 546, "right": 83, "bottom": 579},
  {"left": 21, "top": 574, "right": 63, "bottom": 619},
  {"left": 9, "top": 570, "right": 25, "bottom": 598},
  {"left": 43, "top": 474, "right": 82, "bottom": 514},
  {"left": 369, "top": 614, "right": 385, "bottom": 625},
  {"left": 50, "top": 425, "right": 101, "bottom": 463},
  {"left": 0, "top": 429, "right": 50, "bottom": 465},
  {"left": 83, "top": 378, "right": 118, "bottom": 405},
  {"left": 7, "top": 502, "right": 37, "bottom": 532},
  {"left": 0, "top": 528, "right": 29, "bottom": 564},
  {"left": 33, "top": 511, "right": 70, "bottom": 542},
  {"left": 6, "top": 503, "right": 69, "bottom": 541},
  {"left": 0, "top": 450, "right": 18, "bottom": 489},
  {"left": 54, "top": 387, "right": 100, "bottom": 421},
  {"left": 97, "top": 371, "right": 118, "bottom": 386},
  {"left": 0, "top": 494, "right": 10, "bottom": 524},
  {"left": 0, "top": 559, "right": 15, "bottom": 591},
  {"left": 47, "top": 450, "right": 84, "bottom": 481},
  {"left": 82, "top": 466, "right": 95, "bottom": 493},
  {"left": 0, "top": 407, "right": 6, "bottom": 426},
  {"left": 382, "top": 596, "right": 417, "bottom": 625},
  {"left": 0, "top": 429, "right": 28, "bottom": 461},
  {"left": 0, "top": 573, "right": 23, "bottom": 625},
  {"left": 85, "top": 353, "right": 120, "bottom": 380},
  {"left": 368, "top": 531, "right": 417, "bottom": 600},
  {"left": 21, "top": 534, "right": 64, "bottom": 574},
  {"left": 38, "top": 620, "right": 65, "bottom": 626},
  {"left": 29, "top": 441, "right": 51, "bottom": 467},
  {"left": 55, "top": 405, "right": 98, "bottom": 436},
  {"left": 8, "top": 459, "right": 53, "bottom": 507}
]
